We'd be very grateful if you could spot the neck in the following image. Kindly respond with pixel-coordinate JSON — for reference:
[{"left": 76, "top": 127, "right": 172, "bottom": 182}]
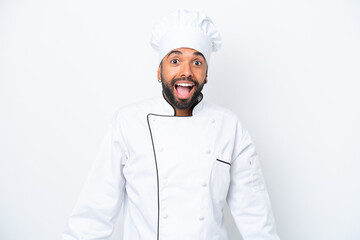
[
  {"left": 175, "top": 108, "right": 193, "bottom": 116},
  {"left": 162, "top": 92, "right": 195, "bottom": 116},
  {"left": 162, "top": 92, "right": 203, "bottom": 116}
]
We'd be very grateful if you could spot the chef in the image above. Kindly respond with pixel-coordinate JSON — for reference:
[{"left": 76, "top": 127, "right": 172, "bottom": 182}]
[{"left": 62, "top": 9, "right": 280, "bottom": 240}]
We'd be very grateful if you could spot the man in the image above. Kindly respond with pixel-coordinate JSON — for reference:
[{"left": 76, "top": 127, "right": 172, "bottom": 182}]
[{"left": 62, "top": 9, "right": 280, "bottom": 240}]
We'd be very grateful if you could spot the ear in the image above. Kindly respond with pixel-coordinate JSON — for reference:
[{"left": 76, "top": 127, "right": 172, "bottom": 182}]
[
  {"left": 204, "top": 65, "right": 208, "bottom": 84},
  {"left": 157, "top": 64, "right": 161, "bottom": 81}
]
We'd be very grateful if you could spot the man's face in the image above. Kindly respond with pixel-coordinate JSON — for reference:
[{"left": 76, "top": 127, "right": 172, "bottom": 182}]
[{"left": 157, "top": 48, "right": 208, "bottom": 111}]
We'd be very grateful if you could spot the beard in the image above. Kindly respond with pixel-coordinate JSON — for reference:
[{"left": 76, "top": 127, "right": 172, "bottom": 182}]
[{"left": 161, "top": 74, "right": 206, "bottom": 110}]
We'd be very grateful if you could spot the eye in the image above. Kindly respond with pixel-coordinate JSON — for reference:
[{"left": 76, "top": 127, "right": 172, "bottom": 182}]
[
  {"left": 194, "top": 60, "right": 202, "bottom": 66},
  {"left": 171, "top": 59, "right": 179, "bottom": 64}
]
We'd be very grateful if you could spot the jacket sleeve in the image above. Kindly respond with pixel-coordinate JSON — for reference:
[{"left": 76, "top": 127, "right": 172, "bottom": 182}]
[
  {"left": 226, "top": 121, "right": 280, "bottom": 240},
  {"left": 62, "top": 119, "right": 128, "bottom": 240}
]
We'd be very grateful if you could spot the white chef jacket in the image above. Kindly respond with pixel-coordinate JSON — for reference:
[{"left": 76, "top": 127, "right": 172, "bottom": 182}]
[{"left": 62, "top": 95, "right": 279, "bottom": 240}]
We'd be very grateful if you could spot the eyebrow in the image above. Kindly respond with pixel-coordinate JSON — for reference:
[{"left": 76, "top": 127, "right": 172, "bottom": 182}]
[
  {"left": 166, "top": 50, "right": 206, "bottom": 60},
  {"left": 193, "top": 51, "right": 205, "bottom": 59},
  {"left": 166, "top": 50, "right": 182, "bottom": 58}
]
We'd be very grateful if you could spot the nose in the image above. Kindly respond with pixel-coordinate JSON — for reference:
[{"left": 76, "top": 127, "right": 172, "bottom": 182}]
[{"left": 180, "top": 62, "right": 193, "bottom": 78}]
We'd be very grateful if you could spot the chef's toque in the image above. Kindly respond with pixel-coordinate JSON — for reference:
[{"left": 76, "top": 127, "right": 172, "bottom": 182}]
[{"left": 150, "top": 9, "right": 222, "bottom": 65}]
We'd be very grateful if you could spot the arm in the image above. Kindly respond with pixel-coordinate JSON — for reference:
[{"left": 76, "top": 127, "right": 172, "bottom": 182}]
[
  {"left": 62, "top": 120, "right": 127, "bottom": 240},
  {"left": 226, "top": 121, "right": 280, "bottom": 240}
]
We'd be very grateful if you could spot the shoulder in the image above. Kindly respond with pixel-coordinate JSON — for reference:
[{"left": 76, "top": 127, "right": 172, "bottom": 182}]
[
  {"left": 202, "top": 101, "right": 240, "bottom": 121},
  {"left": 202, "top": 100, "right": 248, "bottom": 136},
  {"left": 111, "top": 97, "right": 159, "bottom": 123}
]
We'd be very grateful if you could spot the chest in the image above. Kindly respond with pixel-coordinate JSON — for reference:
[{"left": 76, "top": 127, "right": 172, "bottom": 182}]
[{"left": 121, "top": 114, "right": 234, "bottom": 185}]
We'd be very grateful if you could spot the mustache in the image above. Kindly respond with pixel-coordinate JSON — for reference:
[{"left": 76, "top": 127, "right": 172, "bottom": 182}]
[{"left": 171, "top": 77, "right": 199, "bottom": 86}]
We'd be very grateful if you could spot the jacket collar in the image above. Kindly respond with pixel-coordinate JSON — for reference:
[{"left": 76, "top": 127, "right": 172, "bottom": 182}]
[{"left": 158, "top": 92, "right": 204, "bottom": 116}]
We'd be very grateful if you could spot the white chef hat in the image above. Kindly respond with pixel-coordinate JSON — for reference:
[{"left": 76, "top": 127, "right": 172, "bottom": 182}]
[{"left": 150, "top": 9, "right": 222, "bottom": 65}]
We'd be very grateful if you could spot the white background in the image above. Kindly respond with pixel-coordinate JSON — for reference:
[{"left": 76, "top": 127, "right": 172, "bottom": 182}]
[{"left": 1, "top": 0, "right": 359, "bottom": 239}]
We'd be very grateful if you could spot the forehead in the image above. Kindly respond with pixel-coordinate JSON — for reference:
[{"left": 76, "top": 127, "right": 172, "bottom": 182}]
[{"left": 166, "top": 48, "right": 205, "bottom": 59}]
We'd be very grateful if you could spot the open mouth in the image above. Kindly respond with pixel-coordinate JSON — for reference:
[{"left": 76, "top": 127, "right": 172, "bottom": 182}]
[{"left": 175, "top": 82, "right": 195, "bottom": 99}]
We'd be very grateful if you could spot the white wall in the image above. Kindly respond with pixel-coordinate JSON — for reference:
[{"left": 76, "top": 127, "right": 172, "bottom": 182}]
[{"left": 1, "top": 0, "right": 359, "bottom": 239}]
